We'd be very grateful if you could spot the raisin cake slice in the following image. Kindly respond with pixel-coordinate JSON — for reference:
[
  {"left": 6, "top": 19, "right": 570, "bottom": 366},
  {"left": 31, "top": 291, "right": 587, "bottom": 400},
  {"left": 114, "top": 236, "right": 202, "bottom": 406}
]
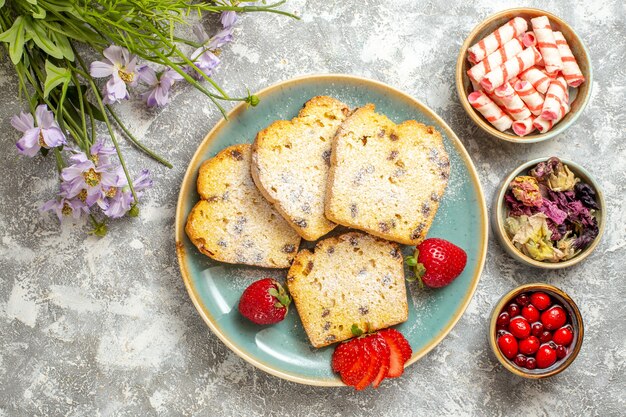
[
  {"left": 185, "top": 144, "right": 301, "bottom": 268},
  {"left": 325, "top": 104, "right": 450, "bottom": 245},
  {"left": 251, "top": 96, "right": 350, "bottom": 241},
  {"left": 287, "top": 232, "right": 408, "bottom": 348}
]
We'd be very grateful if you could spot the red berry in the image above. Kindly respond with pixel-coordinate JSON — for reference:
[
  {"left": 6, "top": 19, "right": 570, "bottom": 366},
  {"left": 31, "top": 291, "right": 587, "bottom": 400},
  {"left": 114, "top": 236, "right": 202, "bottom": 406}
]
[
  {"left": 541, "top": 306, "right": 567, "bottom": 330},
  {"left": 530, "top": 292, "right": 552, "bottom": 310},
  {"left": 539, "top": 331, "right": 552, "bottom": 344},
  {"left": 370, "top": 335, "right": 391, "bottom": 389},
  {"left": 497, "top": 312, "right": 511, "bottom": 328},
  {"left": 531, "top": 322, "right": 544, "bottom": 337},
  {"left": 507, "top": 303, "right": 520, "bottom": 317},
  {"left": 536, "top": 345, "right": 557, "bottom": 369},
  {"left": 238, "top": 278, "right": 291, "bottom": 325},
  {"left": 354, "top": 335, "right": 385, "bottom": 390},
  {"left": 413, "top": 238, "right": 467, "bottom": 288},
  {"left": 332, "top": 337, "right": 367, "bottom": 386},
  {"left": 522, "top": 304, "right": 540, "bottom": 322},
  {"left": 514, "top": 354, "right": 527, "bottom": 367},
  {"left": 498, "top": 334, "right": 518, "bottom": 359},
  {"left": 516, "top": 293, "right": 530, "bottom": 306},
  {"left": 556, "top": 345, "right": 567, "bottom": 359},
  {"left": 508, "top": 316, "right": 531, "bottom": 339},
  {"left": 525, "top": 357, "right": 537, "bottom": 370},
  {"left": 519, "top": 336, "right": 540, "bottom": 355},
  {"left": 378, "top": 328, "right": 412, "bottom": 378},
  {"left": 553, "top": 326, "right": 574, "bottom": 346}
]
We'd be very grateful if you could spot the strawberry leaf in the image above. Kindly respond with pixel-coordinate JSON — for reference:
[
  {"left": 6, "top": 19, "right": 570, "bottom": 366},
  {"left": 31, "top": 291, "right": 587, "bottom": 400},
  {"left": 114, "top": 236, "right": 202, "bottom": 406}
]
[{"left": 351, "top": 324, "right": 363, "bottom": 337}]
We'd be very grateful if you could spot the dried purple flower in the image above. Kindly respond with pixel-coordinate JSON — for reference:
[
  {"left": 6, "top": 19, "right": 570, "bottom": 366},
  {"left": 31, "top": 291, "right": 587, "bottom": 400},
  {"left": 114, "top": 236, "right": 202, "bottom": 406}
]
[
  {"left": 90, "top": 45, "right": 139, "bottom": 104},
  {"left": 11, "top": 105, "right": 66, "bottom": 157},
  {"left": 575, "top": 182, "right": 600, "bottom": 210}
]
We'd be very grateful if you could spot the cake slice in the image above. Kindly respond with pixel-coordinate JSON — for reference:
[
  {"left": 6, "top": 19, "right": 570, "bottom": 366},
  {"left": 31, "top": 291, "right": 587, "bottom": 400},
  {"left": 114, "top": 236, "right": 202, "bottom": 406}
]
[
  {"left": 287, "top": 232, "right": 408, "bottom": 348},
  {"left": 185, "top": 144, "right": 301, "bottom": 268},
  {"left": 325, "top": 104, "right": 450, "bottom": 245},
  {"left": 251, "top": 96, "right": 351, "bottom": 241}
]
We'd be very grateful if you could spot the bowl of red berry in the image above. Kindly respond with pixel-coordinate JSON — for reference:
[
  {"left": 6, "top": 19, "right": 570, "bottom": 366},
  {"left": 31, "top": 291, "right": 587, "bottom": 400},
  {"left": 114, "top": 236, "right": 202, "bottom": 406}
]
[{"left": 490, "top": 283, "right": 583, "bottom": 378}]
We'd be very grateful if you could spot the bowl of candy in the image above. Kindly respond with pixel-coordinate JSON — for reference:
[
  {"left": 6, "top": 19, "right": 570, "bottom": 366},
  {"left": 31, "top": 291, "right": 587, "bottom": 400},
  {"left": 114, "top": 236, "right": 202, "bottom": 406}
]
[
  {"left": 490, "top": 283, "right": 584, "bottom": 378},
  {"left": 493, "top": 157, "right": 604, "bottom": 269},
  {"left": 456, "top": 8, "right": 592, "bottom": 143}
]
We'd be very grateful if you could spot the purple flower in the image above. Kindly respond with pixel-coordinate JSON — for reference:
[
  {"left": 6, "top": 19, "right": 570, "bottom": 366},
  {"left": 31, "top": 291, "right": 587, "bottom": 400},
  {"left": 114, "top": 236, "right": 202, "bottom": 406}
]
[
  {"left": 60, "top": 159, "right": 124, "bottom": 207},
  {"left": 208, "top": 27, "right": 234, "bottom": 50},
  {"left": 90, "top": 45, "right": 139, "bottom": 104},
  {"left": 221, "top": 11, "right": 237, "bottom": 28},
  {"left": 11, "top": 105, "right": 66, "bottom": 157},
  {"left": 138, "top": 66, "right": 183, "bottom": 107},
  {"left": 41, "top": 196, "right": 89, "bottom": 221},
  {"left": 102, "top": 169, "right": 152, "bottom": 218},
  {"left": 70, "top": 138, "right": 117, "bottom": 166},
  {"left": 188, "top": 24, "right": 236, "bottom": 79}
]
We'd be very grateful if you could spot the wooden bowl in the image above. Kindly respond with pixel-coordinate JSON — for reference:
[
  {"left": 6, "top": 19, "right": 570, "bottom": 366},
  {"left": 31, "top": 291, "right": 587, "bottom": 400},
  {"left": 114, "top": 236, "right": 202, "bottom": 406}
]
[
  {"left": 456, "top": 8, "right": 592, "bottom": 143},
  {"left": 492, "top": 157, "right": 605, "bottom": 269},
  {"left": 489, "top": 283, "right": 584, "bottom": 378}
]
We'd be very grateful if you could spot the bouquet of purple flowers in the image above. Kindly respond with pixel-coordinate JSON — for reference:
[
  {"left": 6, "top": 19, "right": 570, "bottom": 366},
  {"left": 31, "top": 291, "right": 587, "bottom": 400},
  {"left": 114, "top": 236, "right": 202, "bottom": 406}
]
[{"left": 0, "top": 1, "right": 296, "bottom": 235}]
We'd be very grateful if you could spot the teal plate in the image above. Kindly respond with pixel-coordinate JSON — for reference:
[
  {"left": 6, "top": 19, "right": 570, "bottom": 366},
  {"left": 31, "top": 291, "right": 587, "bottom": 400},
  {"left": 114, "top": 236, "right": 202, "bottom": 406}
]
[{"left": 175, "top": 75, "right": 488, "bottom": 386}]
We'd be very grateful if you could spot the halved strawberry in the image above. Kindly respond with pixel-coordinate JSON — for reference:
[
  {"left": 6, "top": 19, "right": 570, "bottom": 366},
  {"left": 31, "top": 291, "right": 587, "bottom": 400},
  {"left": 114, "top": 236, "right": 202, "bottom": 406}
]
[
  {"left": 338, "top": 338, "right": 370, "bottom": 386},
  {"left": 354, "top": 335, "right": 386, "bottom": 390},
  {"left": 378, "top": 328, "right": 413, "bottom": 378},
  {"left": 332, "top": 339, "right": 360, "bottom": 373},
  {"left": 370, "top": 335, "right": 391, "bottom": 388}
]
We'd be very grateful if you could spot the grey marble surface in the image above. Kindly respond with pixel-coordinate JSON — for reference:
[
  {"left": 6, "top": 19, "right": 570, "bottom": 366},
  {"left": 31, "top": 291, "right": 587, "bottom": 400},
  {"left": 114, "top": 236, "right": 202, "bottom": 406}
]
[{"left": 1, "top": 1, "right": 625, "bottom": 416}]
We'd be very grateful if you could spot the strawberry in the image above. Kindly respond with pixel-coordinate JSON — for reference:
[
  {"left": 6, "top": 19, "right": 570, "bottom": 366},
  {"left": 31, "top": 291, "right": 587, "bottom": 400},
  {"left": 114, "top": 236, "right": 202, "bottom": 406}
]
[
  {"left": 238, "top": 278, "right": 291, "bottom": 325},
  {"left": 338, "top": 338, "right": 370, "bottom": 386},
  {"left": 332, "top": 327, "right": 412, "bottom": 389},
  {"left": 355, "top": 338, "right": 382, "bottom": 390},
  {"left": 370, "top": 334, "right": 391, "bottom": 388},
  {"left": 405, "top": 238, "right": 467, "bottom": 288},
  {"left": 378, "top": 328, "right": 412, "bottom": 378}
]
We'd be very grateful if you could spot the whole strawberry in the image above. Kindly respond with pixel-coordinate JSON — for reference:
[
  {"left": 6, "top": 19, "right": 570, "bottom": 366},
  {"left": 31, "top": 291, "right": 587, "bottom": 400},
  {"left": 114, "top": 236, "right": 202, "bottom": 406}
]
[
  {"left": 238, "top": 278, "right": 291, "bottom": 325},
  {"left": 405, "top": 238, "right": 467, "bottom": 288}
]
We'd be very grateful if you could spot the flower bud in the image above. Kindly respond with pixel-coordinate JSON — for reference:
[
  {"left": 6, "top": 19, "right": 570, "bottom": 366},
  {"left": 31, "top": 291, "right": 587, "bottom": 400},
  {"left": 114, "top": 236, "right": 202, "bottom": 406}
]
[
  {"left": 247, "top": 95, "right": 260, "bottom": 107},
  {"left": 129, "top": 204, "right": 140, "bottom": 217}
]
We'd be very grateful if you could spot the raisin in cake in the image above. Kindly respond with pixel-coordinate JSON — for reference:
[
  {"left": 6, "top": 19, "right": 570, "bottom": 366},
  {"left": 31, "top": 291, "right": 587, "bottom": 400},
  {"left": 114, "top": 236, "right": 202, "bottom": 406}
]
[
  {"left": 325, "top": 104, "right": 450, "bottom": 245},
  {"left": 287, "top": 232, "right": 408, "bottom": 348},
  {"left": 185, "top": 144, "right": 301, "bottom": 268},
  {"left": 251, "top": 96, "right": 351, "bottom": 241}
]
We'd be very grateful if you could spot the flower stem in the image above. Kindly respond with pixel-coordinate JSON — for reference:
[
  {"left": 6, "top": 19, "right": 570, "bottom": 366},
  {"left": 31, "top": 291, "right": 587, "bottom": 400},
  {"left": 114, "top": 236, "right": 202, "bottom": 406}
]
[
  {"left": 53, "top": 148, "right": 65, "bottom": 172},
  {"left": 75, "top": 53, "right": 139, "bottom": 204},
  {"left": 106, "top": 106, "right": 173, "bottom": 169}
]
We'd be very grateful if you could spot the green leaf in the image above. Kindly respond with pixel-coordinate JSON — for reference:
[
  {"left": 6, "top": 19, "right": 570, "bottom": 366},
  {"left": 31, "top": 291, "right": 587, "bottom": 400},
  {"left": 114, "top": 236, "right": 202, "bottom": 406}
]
[
  {"left": 351, "top": 324, "right": 363, "bottom": 337},
  {"left": 0, "top": 16, "right": 26, "bottom": 64},
  {"left": 49, "top": 30, "right": 74, "bottom": 61},
  {"left": 32, "top": 5, "right": 46, "bottom": 19},
  {"left": 0, "top": 0, "right": 6, "bottom": 8},
  {"left": 43, "top": 60, "right": 70, "bottom": 98},
  {"left": 24, "top": 17, "right": 63, "bottom": 59}
]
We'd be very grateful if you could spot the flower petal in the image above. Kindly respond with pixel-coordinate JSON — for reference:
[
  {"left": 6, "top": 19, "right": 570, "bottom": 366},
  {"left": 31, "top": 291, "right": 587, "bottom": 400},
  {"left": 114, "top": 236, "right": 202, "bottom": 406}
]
[
  {"left": 105, "top": 76, "right": 129, "bottom": 101},
  {"left": 193, "top": 24, "right": 210, "bottom": 43},
  {"left": 16, "top": 129, "right": 41, "bottom": 157},
  {"left": 89, "top": 60, "right": 115, "bottom": 78},
  {"left": 42, "top": 127, "right": 67, "bottom": 147},
  {"left": 103, "top": 45, "right": 125, "bottom": 66},
  {"left": 35, "top": 104, "right": 56, "bottom": 129},
  {"left": 10, "top": 112, "right": 34, "bottom": 132},
  {"left": 221, "top": 11, "right": 238, "bottom": 28},
  {"left": 138, "top": 65, "right": 158, "bottom": 86}
]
